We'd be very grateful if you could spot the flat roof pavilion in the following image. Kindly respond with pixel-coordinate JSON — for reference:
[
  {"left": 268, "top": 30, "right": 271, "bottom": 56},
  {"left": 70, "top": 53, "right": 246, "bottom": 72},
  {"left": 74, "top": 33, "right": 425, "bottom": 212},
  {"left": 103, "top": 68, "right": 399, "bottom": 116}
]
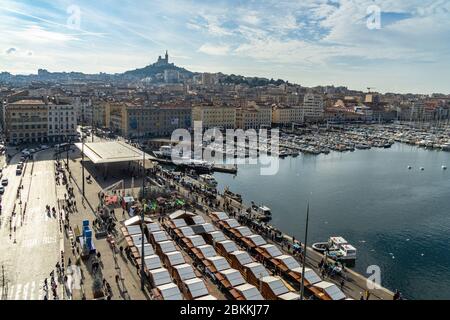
[{"left": 74, "top": 141, "right": 155, "bottom": 164}]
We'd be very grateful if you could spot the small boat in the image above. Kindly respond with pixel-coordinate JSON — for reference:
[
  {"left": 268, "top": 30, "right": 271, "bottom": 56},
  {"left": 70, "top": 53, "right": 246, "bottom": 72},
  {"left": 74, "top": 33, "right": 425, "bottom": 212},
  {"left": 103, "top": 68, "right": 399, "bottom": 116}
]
[
  {"left": 420, "top": 167, "right": 425, "bottom": 171},
  {"left": 442, "top": 166, "right": 447, "bottom": 170},
  {"left": 407, "top": 166, "right": 412, "bottom": 170}
]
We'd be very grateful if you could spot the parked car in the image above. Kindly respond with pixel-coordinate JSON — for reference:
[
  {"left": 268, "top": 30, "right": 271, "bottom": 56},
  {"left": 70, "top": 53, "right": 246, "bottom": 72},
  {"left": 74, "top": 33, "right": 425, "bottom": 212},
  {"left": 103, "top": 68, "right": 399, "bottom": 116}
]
[
  {"left": 1, "top": 178, "right": 8, "bottom": 186},
  {"left": 0, "top": 186, "right": 4, "bottom": 194}
]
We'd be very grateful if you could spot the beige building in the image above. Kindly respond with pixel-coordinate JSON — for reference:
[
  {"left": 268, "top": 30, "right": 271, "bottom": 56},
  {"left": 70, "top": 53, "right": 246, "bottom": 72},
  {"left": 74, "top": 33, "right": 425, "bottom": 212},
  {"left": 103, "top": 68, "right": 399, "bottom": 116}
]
[
  {"left": 302, "top": 93, "right": 324, "bottom": 121},
  {"left": 192, "top": 104, "right": 236, "bottom": 130},
  {"left": 272, "top": 105, "right": 304, "bottom": 125},
  {"left": 236, "top": 103, "right": 272, "bottom": 130},
  {"left": 4, "top": 98, "right": 48, "bottom": 144},
  {"left": 108, "top": 102, "right": 191, "bottom": 138}
]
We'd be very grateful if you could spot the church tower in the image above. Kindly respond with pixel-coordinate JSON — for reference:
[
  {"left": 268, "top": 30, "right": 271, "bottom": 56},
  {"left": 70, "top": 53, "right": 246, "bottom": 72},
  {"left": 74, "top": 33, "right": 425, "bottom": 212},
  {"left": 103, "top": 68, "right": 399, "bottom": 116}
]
[{"left": 165, "top": 50, "right": 169, "bottom": 63}]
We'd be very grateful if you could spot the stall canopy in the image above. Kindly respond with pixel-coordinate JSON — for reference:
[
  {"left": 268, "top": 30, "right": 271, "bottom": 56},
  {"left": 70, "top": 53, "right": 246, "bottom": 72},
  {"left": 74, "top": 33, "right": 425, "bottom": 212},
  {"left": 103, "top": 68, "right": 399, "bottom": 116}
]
[
  {"left": 124, "top": 216, "right": 152, "bottom": 226},
  {"left": 235, "top": 284, "right": 264, "bottom": 300},
  {"left": 184, "top": 278, "right": 209, "bottom": 299},
  {"left": 169, "top": 210, "right": 196, "bottom": 220},
  {"left": 206, "top": 256, "right": 231, "bottom": 272},
  {"left": 75, "top": 141, "right": 154, "bottom": 164}
]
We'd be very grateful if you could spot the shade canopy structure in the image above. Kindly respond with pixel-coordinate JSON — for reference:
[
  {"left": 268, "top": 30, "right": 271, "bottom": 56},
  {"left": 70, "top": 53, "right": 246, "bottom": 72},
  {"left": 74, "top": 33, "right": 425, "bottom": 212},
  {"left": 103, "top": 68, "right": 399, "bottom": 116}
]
[
  {"left": 235, "top": 284, "right": 264, "bottom": 300},
  {"left": 75, "top": 141, "right": 154, "bottom": 164}
]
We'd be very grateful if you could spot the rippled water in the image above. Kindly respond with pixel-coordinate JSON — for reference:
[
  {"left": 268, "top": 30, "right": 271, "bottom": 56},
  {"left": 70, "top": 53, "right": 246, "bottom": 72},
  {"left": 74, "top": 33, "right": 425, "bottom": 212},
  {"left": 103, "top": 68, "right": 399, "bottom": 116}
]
[{"left": 214, "top": 144, "right": 450, "bottom": 300}]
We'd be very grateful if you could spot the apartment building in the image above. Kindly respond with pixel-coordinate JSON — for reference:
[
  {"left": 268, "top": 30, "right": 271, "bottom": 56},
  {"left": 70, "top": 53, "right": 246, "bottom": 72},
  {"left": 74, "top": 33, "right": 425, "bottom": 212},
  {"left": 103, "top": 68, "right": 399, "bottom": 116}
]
[
  {"left": 109, "top": 102, "right": 191, "bottom": 138},
  {"left": 191, "top": 104, "right": 236, "bottom": 130},
  {"left": 236, "top": 103, "right": 272, "bottom": 130},
  {"left": 47, "top": 99, "right": 77, "bottom": 142},
  {"left": 4, "top": 98, "right": 48, "bottom": 144},
  {"left": 302, "top": 93, "right": 324, "bottom": 121},
  {"left": 272, "top": 104, "right": 304, "bottom": 126}
]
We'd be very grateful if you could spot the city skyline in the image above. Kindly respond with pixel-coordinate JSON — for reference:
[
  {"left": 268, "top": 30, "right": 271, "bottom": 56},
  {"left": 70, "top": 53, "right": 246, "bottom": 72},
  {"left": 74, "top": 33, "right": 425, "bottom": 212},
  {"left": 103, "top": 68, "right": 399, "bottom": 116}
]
[{"left": 1, "top": 0, "right": 450, "bottom": 94}]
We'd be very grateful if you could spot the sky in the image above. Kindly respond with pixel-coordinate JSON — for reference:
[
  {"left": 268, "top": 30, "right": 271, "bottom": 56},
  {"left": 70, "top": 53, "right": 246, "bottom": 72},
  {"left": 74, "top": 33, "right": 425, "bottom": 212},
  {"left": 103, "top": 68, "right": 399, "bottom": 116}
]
[{"left": 1, "top": 0, "right": 449, "bottom": 94}]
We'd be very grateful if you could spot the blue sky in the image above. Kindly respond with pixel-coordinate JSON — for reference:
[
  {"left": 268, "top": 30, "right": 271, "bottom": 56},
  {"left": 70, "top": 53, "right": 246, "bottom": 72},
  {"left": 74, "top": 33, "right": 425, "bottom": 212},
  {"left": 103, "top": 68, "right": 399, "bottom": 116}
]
[{"left": 1, "top": 0, "right": 449, "bottom": 94}]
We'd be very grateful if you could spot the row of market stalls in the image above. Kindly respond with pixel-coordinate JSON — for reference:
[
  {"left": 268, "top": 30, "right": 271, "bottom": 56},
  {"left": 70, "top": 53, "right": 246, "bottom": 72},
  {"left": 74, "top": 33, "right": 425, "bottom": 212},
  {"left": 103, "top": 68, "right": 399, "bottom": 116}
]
[
  {"left": 121, "top": 215, "right": 217, "bottom": 300},
  {"left": 164, "top": 211, "right": 301, "bottom": 300},
  {"left": 210, "top": 211, "right": 347, "bottom": 301}
]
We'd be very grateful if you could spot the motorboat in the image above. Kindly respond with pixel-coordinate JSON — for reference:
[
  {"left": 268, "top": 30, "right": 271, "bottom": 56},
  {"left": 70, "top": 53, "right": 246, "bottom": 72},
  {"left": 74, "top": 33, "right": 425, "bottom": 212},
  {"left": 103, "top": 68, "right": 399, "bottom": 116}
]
[{"left": 313, "top": 236, "right": 357, "bottom": 263}]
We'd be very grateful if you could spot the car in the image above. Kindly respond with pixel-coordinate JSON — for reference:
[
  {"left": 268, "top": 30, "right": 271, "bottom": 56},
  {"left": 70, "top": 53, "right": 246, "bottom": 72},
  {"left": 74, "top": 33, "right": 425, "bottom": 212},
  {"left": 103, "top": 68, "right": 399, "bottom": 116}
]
[
  {"left": 16, "top": 168, "right": 22, "bottom": 176},
  {"left": 0, "top": 186, "right": 4, "bottom": 194},
  {"left": 29, "top": 148, "right": 36, "bottom": 153},
  {"left": 1, "top": 178, "right": 8, "bottom": 186},
  {"left": 40, "top": 144, "right": 49, "bottom": 149}
]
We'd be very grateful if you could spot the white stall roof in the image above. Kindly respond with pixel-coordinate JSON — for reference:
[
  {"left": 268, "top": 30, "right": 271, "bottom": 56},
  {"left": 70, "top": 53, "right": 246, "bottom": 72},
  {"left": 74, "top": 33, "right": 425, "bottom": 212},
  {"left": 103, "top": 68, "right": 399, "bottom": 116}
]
[
  {"left": 260, "top": 244, "right": 283, "bottom": 257},
  {"left": 124, "top": 215, "right": 152, "bottom": 227},
  {"left": 172, "top": 219, "right": 187, "bottom": 228},
  {"left": 126, "top": 225, "right": 142, "bottom": 236},
  {"left": 158, "top": 240, "right": 177, "bottom": 253},
  {"left": 186, "top": 235, "right": 206, "bottom": 247},
  {"left": 174, "top": 264, "right": 197, "bottom": 281},
  {"left": 169, "top": 210, "right": 196, "bottom": 220},
  {"left": 179, "top": 226, "right": 195, "bottom": 237},
  {"left": 291, "top": 267, "right": 321, "bottom": 285},
  {"left": 279, "top": 292, "right": 301, "bottom": 300},
  {"left": 244, "top": 262, "right": 270, "bottom": 278},
  {"left": 277, "top": 255, "right": 301, "bottom": 270},
  {"left": 224, "top": 219, "right": 240, "bottom": 229},
  {"left": 184, "top": 278, "right": 209, "bottom": 299},
  {"left": 195, "top": 295, "right": 218, "bottom": 300},
  {"left": 206, "top": 256, "right": 231, "bottom": 272},
  {"left": 230, "top": 251, "right": 253, "bottom": 266},
  {"left": 246, "top": 234, "right": 267, "bottom": 246},
  {"left": 197, "top": 245, "right": 217, "bottom": 258},
  {"left": 144, "top": 255, "right": 162, "bottom": 270},
  {"left": 158, "top": 283, "right": 183, "bottom": 300},
  {"left": 313, "top": 281, "right": 346, "bottom": 300},
  {"left": 146, "top": 222, "right": 162, "bottom": 233},
  {"left": 261, "top": 276, "right": 289, "bottom": 296},
  {"left": 165, "top": 251, "right": 186, "bottom": 267},
  {"left": 235, "top": 226, "right": 253, "bottom": 237},
  {"left": 218, "top": 240, "right": 239, "bottom": 253},
  {"left": 191, "top": 215, "right": 206, "bottom": 225},
  {"left": 131, "top": 234, "right": 148, "bottom": 246},
  {"left": 208, "top": 231, "right": 227, "bottom": 243},
  {"left": 212, "top": 212, "right": 229, "bottom": 221},
  {"left": 221, "top": 269, "right": 246, "bottom": 287},
  {"left": 149, "top": 268, "right": 172, "bottom": 286},
  {"left": 152, "top": 231, "right": 169, "bottom": 242},
  {"left": 235, "top": 284, "right": 264, "bottom": 300},
  {"left": 136, "top": 243, "right": 154, "bottom": 257},
  {"left": 192, "top": 223, "right": 215, "bottom": 234}
]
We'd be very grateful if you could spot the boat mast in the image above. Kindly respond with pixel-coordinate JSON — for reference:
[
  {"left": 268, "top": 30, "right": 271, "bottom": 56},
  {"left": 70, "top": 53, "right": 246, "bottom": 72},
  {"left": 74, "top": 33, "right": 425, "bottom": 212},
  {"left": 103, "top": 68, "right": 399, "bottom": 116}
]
[{"left": 300, "top": 202, "right": 310, "bottom": 300}]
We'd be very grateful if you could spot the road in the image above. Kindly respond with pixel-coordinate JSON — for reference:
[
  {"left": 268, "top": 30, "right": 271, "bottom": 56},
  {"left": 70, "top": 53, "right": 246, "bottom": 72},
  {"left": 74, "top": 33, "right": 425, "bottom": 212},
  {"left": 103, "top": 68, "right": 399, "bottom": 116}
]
[{"left": 0, "top": 148, "right": 63, "bottom": 300}]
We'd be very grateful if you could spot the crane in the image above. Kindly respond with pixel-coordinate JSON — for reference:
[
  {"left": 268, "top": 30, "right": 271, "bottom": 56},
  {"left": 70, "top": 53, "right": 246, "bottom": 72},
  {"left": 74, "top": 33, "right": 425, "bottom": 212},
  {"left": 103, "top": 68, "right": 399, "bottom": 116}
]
[{"left": 367, "top": 87, "right": 376, "bottom": 93}]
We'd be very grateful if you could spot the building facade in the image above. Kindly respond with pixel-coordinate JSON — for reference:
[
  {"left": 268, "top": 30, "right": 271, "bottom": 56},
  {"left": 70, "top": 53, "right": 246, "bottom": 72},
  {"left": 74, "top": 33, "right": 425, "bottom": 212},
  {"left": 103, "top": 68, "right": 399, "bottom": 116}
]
[
  {"left": 4, "top": 98, "right": 48, "bottom": 144},
  {"left": 236, "top": 103, "right": 272, "bottom": 130},
  {"left": 272, "top": 105, "right": 304, "bottom": 125},
  {"left": 191, "top": 104, "right": 236, "bottom": 130},
  {"left": 302, "top": 93, "right": 324, "bottom": 121}
]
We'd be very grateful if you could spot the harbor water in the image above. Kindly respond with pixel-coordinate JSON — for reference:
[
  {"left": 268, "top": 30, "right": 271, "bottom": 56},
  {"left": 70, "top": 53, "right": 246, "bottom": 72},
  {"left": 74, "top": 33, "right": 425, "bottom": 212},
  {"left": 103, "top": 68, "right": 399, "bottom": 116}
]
[{"left": 214, "top": 143, "right": 450, "bottom": 300}]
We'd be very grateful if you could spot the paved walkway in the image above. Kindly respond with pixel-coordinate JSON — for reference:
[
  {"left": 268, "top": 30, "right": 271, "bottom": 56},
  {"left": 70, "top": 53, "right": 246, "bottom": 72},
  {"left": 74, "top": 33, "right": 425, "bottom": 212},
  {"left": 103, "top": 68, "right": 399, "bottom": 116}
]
[{"left": 59, "top": 151, "right": 149, "bottom": 300}]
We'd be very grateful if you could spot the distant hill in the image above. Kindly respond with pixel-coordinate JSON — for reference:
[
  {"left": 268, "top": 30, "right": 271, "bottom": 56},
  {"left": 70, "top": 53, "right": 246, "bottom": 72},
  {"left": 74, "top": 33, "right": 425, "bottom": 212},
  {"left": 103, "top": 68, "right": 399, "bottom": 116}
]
[{"left": 121, "top": 62, "right": 194, "bottom": 80}]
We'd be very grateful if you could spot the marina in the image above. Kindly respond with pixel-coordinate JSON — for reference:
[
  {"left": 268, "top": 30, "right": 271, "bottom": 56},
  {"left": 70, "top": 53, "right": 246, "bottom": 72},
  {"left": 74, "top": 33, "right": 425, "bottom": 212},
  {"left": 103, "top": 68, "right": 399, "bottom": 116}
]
[{"left": 213, "top": 142, "right": 450, "bottom": 300}]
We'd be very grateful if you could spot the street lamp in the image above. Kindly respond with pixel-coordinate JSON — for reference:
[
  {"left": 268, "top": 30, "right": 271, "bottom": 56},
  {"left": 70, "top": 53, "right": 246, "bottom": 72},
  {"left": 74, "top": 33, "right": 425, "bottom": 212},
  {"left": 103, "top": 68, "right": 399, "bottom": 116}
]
[
  {"left": 140, "top": 103, "right": 146, "bottom": 291},
  {"left": 300, "top": 202, "right": 310, "bottom": 301}
]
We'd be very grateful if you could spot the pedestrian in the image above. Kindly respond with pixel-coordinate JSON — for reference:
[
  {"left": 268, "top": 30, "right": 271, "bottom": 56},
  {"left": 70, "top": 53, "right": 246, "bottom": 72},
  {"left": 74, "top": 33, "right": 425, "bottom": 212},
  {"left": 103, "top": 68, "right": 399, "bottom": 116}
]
[
  {"left": 115, "top": 274, "right": 120, "bottom": 283},
  {"left": 340, "top": 279, "right": 345, "bottom": 290}
]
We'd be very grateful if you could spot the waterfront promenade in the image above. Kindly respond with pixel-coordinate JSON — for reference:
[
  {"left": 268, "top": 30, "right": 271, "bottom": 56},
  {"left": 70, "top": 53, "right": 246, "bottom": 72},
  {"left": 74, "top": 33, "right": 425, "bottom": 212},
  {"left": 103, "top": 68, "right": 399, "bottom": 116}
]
[{"left": 154, "top": 169, "right": 394, "bottom": 300}]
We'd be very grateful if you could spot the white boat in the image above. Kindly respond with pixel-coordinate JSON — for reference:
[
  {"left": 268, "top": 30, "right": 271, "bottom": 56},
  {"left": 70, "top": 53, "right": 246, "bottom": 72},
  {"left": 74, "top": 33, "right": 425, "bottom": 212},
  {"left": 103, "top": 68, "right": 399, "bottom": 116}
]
[{"left": 312, "top": 236, "right": 357, "bottom": 262}]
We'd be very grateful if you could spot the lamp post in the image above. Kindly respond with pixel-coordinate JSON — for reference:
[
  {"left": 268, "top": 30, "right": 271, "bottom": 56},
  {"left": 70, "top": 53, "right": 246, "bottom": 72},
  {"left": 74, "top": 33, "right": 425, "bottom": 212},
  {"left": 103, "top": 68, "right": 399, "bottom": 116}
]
[
  {"left": 300, "top": 202, "right": 310, "bottom": 301},
  {"left": 140, "top": 103, "right": 146, "bottom": 291}
]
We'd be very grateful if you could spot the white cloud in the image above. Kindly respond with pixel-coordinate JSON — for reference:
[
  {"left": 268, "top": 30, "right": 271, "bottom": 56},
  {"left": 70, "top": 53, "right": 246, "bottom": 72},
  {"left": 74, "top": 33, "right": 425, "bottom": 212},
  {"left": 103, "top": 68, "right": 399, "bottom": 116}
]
[{"left": 198, "top": 43, "right": 231, "bottom": 56}]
